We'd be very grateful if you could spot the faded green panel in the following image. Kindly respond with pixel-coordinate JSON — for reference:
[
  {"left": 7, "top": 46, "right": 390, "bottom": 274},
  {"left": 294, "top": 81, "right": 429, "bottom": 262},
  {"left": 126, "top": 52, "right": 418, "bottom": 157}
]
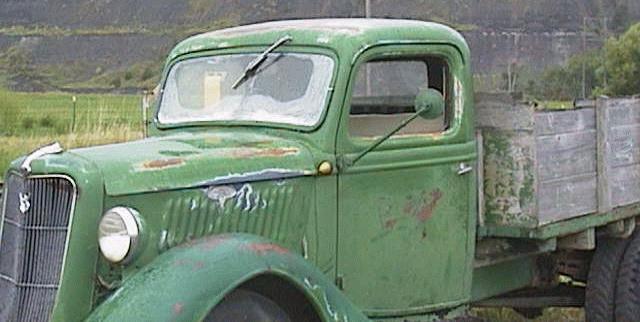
[
  {"left": 310, "top": 173, "right": 339, "bottom": 277},
  {"left": 71, "top": 130, "right": 317, "bottom": 196},
  {"left": 87, "top": 234, "right": 368, "bottom": 322},
  {"left": 98, "top": 177, "right": 315, "bottom": 282},
  {"left": 482, "top": 130, "right": 537, "bottom": 227},
  {"left": 337, "top": 142, "right": 476, "bottom": 316},
  {"left": 471, "top": 257, "right": 535, "bottom": 302}
]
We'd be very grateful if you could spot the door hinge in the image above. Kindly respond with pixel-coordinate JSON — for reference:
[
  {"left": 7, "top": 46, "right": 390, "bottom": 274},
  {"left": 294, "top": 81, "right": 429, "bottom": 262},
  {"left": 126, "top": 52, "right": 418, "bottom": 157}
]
[{"left": 335, "top": 275, "right": 344, "bottom": 290}]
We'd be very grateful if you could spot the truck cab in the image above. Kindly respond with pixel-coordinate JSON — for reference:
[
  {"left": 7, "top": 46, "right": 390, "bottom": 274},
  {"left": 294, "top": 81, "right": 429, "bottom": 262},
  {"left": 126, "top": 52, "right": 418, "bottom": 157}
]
[{"left": 1, "top": 19, "right": 638, "bottom": 322}]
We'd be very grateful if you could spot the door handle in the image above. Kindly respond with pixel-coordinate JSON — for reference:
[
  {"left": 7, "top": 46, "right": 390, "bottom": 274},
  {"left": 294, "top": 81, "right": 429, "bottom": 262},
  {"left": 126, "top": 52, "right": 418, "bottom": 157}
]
[{"left": 457, "top": 162, "right": 473, "bottom": 175}]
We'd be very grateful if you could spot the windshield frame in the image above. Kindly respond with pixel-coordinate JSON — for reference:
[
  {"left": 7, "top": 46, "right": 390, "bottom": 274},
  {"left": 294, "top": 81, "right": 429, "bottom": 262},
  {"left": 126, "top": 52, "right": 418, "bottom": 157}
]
[{"left": 154, "top": 45, "right": 339, "bottom": 132}]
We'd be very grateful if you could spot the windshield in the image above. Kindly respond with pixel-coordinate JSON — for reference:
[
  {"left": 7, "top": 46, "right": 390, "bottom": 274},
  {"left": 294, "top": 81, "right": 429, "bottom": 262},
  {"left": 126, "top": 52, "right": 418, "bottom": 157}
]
[{"left": 158, "top": 53, "right": 334, "bottom": 127}]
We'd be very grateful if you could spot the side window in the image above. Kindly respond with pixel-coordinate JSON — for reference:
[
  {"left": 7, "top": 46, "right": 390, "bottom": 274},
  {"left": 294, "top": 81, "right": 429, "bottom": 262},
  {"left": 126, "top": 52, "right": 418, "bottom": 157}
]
[{"left": 349, "top": 56, "right": 450, "bottom": 138}]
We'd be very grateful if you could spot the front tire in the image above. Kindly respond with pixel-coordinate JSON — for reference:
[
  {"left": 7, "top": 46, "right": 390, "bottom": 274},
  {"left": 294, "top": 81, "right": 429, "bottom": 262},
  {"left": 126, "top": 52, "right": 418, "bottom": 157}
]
[
  {"left": 204, "top": 289, "right": 292, "bottom": 322},
  {"left": 615, "top": 231, "right": 640, "bottom": 322}
]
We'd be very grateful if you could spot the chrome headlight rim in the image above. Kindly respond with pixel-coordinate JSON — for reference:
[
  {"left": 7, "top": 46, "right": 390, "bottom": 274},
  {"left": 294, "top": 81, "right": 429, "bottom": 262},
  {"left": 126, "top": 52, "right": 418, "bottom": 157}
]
[{"left": 98, "top": 206, "right": 141, "bottom": 264}]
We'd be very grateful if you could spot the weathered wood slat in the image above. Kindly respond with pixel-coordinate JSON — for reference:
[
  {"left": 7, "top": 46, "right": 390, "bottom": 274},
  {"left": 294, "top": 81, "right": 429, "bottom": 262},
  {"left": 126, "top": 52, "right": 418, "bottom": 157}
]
[
  {"left": 475, "top": 93, "right": 534, "bottom": 131},
  {"left": 535, "top": 108, "right": 595, "bottom": 136},
  {"left": 537, "top": 174, "right": 598, "bottom": 225},
  {"left": 597, "top": 98, "right": 612, "bottom": 212},
  {"left": 607, "top": 124, "right": 640, "bottom": 168},
  {"left": 605, "top": 99, "right": 640, "bottom": 127},
  {"left": 609, "top": 163, "right": 640, "bottom": 207},
  {"left": 536, "top": 130, "right": 596, "bottom": 153},
  {"left": 536, "top": 130, "right": 596, "bottom": 181},
  {"left": 537, "top": 149, "right": 596, "bottom": 182},
  {"left": 478, "top": 94, "right": 640, "bottom": 229}
]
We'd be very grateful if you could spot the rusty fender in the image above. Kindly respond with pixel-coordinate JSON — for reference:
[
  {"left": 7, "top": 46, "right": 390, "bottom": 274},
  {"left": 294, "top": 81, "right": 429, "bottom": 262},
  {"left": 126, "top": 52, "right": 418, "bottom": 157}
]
[{"left": 86, "top": 233, "right": 368, "bottom": 322}]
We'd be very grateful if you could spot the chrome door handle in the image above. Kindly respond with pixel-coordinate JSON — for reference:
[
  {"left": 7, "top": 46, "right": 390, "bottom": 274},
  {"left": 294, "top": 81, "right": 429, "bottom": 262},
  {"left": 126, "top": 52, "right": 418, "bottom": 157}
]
[{"left": 457, "top": 163, "right": 473, "bottom": 175}]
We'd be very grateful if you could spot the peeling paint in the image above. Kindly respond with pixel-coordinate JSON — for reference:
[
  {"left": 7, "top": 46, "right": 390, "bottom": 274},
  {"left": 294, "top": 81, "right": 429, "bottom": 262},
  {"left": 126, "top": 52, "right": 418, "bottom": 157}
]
[
  {"left": 205, "top": 185, "right": 237, "bottom": 208},
  {"left": 230, "top": 147, "right": 299, "bottom": 158},
  {"left": 303, "top": 277, "right": 340, "bottom": 321},
  {"left": 384, "top": 218, "right": 397, "bottom": 230},
  {"left": 160, "top": 181, "right": 306, "bottom": 249},
  {"left": 245, "top": 242, "right": 289, "bottom": 255},
  {"left": 403, "top": 189, "right": 443, "bottom": 223},
  {"left": 172, "top": 302, "right": 184, "bottom": 315},
  {"left": 199, "top": 168, "right": 310, "bottom": 187},
  {"left": 234, "top": 184, "right": 267, "bottom": 212},
  {"left": 416, "top": 189, "right": 443, "bottom": 222},
  {"left": 140, "top": 158, "right": 184, "bottom": 170}
]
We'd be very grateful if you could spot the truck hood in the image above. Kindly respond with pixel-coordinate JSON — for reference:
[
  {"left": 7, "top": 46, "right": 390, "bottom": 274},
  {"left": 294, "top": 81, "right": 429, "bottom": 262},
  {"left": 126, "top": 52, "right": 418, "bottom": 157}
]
[{"left": 69, "top": 131, "right": 317, "bottom": 196}]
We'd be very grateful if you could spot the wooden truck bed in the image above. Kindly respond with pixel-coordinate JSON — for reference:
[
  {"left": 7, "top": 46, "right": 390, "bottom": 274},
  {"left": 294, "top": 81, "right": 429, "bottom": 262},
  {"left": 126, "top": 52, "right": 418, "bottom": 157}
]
[{"left": 476, "top": 93, "right": 640, "bottom": 239}]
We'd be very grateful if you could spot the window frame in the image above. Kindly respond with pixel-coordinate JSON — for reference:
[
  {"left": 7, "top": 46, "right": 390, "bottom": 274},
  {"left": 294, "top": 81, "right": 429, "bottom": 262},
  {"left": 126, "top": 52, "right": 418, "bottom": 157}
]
[
  {"left": 347, "top": 57, "right": 450, "bottom": 137},
  {"left": 337, "top": 43, "right": 466, "bottom": 154},
  {"left": 153, "top": 46, "right": 340, "bottom": 133}
]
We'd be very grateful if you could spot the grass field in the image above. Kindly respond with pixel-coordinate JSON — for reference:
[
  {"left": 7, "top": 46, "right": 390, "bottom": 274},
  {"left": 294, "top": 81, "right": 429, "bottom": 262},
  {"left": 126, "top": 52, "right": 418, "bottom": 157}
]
[{"left": 0, "top": 89, "right": 143, "bottom": 174}]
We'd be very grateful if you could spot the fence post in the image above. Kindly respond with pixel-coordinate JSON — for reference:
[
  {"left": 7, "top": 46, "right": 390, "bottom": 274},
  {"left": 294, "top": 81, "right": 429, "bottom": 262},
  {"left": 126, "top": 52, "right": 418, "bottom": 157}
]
[{"left": 71, "top": 95, "right": 77, "bottom": 132}]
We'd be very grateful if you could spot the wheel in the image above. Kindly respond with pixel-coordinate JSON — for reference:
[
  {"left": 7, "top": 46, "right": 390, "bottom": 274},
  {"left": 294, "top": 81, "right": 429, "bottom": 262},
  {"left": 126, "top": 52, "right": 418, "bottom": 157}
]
[
  {"left": 204, "top": 289, "right": 292, "bottom": 322},
  {"left": 616, "top": 231, "right": 640, "bottom": 322},
  {"left": 585, "top": 237, "right": 629, "bottom": 322}
]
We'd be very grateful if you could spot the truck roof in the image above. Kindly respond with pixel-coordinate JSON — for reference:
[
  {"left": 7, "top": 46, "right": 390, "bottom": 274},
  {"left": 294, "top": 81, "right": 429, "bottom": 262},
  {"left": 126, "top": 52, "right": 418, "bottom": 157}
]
[{"left": 167, "top": 18, "right": 470, "bottom": 63}]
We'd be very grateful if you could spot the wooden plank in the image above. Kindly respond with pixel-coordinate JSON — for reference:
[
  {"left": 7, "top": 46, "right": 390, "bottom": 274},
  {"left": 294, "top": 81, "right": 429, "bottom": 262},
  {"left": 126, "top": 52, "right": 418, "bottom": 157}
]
[
  {"left": 537, "top": 150, "right": 596, "bottom": 182},
  {"left": 537, "top": 174, "right": 598, "bottom": 225},
  {"left": 604, "top": 98, "right": 640, "bottom": 127},
  {"left": 557, "top": 228, "right": 595, "bottom": 250},
  {"left": 535, "top": 108, "right": 595, "bottom": 136},
  {"left": 609, "top": 163, "right": 640, "bottom": 207},
  {"left": 606, "top": 124, "right": 640, "bottom": 168},
  {"left": 536, "top": 130, "right": 596, "bottom": 181},
  {"left": 536, "top": 130, "right": 596, "bottom": 153},
  {"left": 597, "top": 98, "right": 613, "bottom": 212},
  {"left": 475, "top": 94, "right": 534, "bottom": 131}
]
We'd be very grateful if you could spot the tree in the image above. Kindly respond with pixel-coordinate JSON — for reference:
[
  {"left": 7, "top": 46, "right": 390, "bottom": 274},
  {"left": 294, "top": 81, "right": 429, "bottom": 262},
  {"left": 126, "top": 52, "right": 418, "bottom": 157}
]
[{"left": 604, "top": 23, "right": 640, "bottom": 96}]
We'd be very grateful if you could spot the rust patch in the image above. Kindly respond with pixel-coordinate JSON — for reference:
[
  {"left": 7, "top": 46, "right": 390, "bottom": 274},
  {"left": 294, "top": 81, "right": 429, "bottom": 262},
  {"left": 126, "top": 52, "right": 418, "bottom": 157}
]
[
  {"left": 245, "top": 243, "right": 289, "bottom": 255},
  {"left": 173, "top": 302, "right": 184, "bottom": 315},
  {"left": 142, "top": 158, "right": 184, "bottom": 169},
  {"left": 231, "top": 147, "right": 299, "bottom": 159},
  {"left": 197, "top": 236, "right": 230, "bottom": 250},
  {"left": 416, "top": 189, "right": 443, "bottom": 222},
  {"left": 384, "top": 218, "right": 398, "bottom": 230},
  {"left": 179, "top": 235, "right": 229, "bottom": 250},
  {"left": 238, "top": 140, "right": 273, "bottom": 148}
]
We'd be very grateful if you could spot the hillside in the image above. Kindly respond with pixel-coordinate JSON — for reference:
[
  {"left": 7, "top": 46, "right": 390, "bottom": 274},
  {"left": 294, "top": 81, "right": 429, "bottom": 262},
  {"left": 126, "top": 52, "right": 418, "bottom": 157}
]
[{"left": 0, "top": 0, "right": 638, "bottom": 91}]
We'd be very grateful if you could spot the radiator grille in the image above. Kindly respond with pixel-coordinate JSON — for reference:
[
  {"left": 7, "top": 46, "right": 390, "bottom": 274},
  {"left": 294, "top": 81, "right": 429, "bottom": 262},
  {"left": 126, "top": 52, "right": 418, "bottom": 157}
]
[{"left": 0, "top": 174, "right": 75, "bottom": 322}]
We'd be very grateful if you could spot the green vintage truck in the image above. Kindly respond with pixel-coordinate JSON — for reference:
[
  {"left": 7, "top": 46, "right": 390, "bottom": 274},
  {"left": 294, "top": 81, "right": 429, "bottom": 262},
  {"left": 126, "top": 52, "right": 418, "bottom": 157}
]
[{"left": 2, "top": 18, "right": 640, "bottom": 322}]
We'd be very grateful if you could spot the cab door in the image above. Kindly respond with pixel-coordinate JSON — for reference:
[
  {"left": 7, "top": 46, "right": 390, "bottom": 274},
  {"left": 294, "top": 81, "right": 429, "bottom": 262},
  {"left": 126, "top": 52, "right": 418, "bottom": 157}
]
[{"left": 336, "top": 45, "right": 477, "bottom": 316}]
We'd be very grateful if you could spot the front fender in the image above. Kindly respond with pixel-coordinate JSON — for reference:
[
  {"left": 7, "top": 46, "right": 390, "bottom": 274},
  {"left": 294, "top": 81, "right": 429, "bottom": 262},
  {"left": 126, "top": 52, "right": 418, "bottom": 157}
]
[{"left": 87, "top": 233, "right": 368, "bottom": 322}]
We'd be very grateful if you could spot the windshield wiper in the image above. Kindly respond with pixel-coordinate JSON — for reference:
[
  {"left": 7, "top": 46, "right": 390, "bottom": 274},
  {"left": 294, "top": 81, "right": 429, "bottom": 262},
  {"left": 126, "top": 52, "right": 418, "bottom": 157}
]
[{"left": 231, "top": 35, "right": 293, "bottom": 89}]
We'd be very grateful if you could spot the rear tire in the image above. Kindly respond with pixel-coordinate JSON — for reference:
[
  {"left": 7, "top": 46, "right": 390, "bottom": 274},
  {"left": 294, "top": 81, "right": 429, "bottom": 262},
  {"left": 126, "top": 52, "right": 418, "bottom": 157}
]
[
  {"left": 615, "top": 231, "right": 640, "bottom": 322},
  {"left": 204, "top": 289, "right": 292, "bottom": 322},
  {"left": 585, "top": 237, "right": 629, "bottom": 322}
]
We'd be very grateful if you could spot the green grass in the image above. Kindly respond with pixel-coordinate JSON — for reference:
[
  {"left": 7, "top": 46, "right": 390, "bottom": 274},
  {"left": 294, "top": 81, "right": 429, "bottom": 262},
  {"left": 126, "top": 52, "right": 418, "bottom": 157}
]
[
  {"left": 473, "top": 307, "right": 584, "bottom": 322},
  {"left": 0, "top": 89, "right": 143, "bottom": 175}
]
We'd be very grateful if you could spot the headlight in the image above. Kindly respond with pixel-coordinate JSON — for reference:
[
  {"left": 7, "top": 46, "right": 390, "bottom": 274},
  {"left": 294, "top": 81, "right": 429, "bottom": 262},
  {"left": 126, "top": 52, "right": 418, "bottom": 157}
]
[{"left": 98, "top": 207, "right": 140, "bottom": 263}]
